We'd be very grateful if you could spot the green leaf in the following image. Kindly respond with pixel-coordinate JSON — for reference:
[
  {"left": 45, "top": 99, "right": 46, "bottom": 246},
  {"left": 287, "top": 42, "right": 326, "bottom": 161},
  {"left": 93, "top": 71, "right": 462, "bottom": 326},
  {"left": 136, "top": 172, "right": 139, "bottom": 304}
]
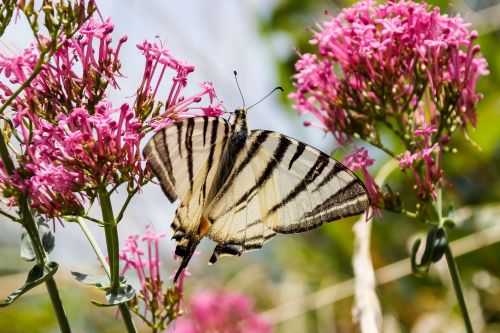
[
  {"left": 20, "top": 231, "right": 36, "bottom": 262},
  {"left": 91, "top": 284, "right": 136, "bottom": 307},
  {"left": 0, "top": 261, "right": 58, "bottom": 307},
  {"left": 20, "top": 216, "right": 55, "bottom": 261},
  {"left": 70, "top": 271, "right": 110, "bottom": 289},
  {"left": 72, "top": 273, "right": 135, "bottom": 306}
]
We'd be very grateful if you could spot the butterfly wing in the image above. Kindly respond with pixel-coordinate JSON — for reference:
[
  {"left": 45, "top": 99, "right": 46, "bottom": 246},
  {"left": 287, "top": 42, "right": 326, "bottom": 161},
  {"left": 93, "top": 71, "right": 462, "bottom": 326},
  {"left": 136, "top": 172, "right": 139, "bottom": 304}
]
[
  {"left": 204, "top": 130, "right": 369, "bottom": 262},
  {"left": 143, "top": 117, "right": 231, "bottom": 279}
]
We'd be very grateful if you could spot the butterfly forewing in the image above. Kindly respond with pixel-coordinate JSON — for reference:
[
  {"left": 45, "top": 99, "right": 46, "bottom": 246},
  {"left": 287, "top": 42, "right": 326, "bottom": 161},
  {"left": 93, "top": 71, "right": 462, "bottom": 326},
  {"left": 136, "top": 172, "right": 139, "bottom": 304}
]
[
  {"left": 143, "top": 117, "right": 230, "bottom": 234},
  {"left": 252, "top": 131, "right": 370, "bottom": 232}
]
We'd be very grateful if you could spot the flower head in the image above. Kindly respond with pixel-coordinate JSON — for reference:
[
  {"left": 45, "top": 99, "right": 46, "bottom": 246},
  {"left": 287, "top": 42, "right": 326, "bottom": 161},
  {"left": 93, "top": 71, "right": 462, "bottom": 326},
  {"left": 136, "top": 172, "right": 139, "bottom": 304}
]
[
  {"left": 0, "top": 18, "right": 222, "bottom": 218},
  {"left": 291, "top": 0, "right": 488, "bottom": 143},
  {"left": 290, "top": 0, "right": 488, "bottom": 208},
  {"left": 343, "top": 147, "right": 378, "bottom": 207},
  {"left": 171, "top": 291, "right": 272, "bottom": 333},
  {"left": 120, "top": 226, "right": 185, "bottom": 330}
]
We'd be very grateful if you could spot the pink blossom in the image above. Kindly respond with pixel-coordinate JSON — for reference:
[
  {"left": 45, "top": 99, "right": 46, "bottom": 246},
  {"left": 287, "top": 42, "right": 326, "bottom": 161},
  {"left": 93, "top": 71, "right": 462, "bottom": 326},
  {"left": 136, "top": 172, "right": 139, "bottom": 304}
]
[
  {"left": 291, "top": 0, "right": 488, "bottom": 141},
  {"left": 343, "top": 147, "right": 379, "bottom": 213},
  {"left": 398, "top": 140, "right": 443, "bottom": 201},
  {"left": 171, "top": 291, "right": 272, "bottom": 333},
  {"left": 290, "top": 0, "right": 488, "bottom": 206},
  {"left": 120, "top": 226, "right": 167, "bottom": 316},
  {"left": 0, "top": 18, "right": 222, "bottom": 217}
]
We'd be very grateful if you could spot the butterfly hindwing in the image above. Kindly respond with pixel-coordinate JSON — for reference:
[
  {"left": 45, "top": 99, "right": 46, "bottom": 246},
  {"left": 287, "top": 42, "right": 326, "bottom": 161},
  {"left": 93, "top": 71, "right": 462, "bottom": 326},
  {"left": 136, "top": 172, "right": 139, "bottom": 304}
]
[{"left": 204, "top": 130, "right": 369, "bottom": 261}]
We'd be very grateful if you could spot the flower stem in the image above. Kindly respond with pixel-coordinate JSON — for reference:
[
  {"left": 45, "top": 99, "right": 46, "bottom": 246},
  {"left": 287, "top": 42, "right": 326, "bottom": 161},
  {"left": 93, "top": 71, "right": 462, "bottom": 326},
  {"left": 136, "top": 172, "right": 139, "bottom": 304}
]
[
  {"left": 444, "top": 237, "right": 473, "bottom": 333},
  {"left": 76, "top": 217, "right": 110, "bottom": 278},
  {"left": 45, "top": 276, "right": 72, "bottom": 333},
  {"left": 98, "top": 188, "right": 138, "bottom": 333},
  {"left": 0, "top": 132, "right": 72, "bottom": 332}
]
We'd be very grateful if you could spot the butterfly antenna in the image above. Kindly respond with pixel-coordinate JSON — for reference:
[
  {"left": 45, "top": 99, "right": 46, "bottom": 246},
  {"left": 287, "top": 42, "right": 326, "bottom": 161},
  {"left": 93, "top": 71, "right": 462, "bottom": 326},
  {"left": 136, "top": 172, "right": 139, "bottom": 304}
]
[
  {"left": 247, "top": 86, "right": 284, "bottom": 110},
  {"left": 234, "top": 70, "right": 245, "bottom": 108}
]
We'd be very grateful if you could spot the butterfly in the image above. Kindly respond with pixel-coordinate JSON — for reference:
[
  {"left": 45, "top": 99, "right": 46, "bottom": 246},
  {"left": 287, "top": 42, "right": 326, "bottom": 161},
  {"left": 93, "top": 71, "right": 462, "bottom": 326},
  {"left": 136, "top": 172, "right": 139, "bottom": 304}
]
[{"left": 143, "top": 108, "right": 370, "bottom": 281}]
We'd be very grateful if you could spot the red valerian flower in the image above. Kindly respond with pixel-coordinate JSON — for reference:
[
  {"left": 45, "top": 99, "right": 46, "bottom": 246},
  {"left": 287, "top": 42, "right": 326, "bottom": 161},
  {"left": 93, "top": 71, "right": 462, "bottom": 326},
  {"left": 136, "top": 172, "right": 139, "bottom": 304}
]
[
  {"left": 0, "top": 18, "right": 223, "bottom": 218},
  {"left": 290, "top": 0, "right": 488, "bottom": 204}
]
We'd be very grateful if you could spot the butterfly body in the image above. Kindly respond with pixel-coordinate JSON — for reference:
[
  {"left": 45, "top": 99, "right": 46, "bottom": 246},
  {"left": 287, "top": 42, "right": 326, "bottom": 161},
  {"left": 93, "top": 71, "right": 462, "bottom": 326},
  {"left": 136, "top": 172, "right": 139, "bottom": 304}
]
[{"left": 143, "top": 108, "right": 369, "bottom": 281}]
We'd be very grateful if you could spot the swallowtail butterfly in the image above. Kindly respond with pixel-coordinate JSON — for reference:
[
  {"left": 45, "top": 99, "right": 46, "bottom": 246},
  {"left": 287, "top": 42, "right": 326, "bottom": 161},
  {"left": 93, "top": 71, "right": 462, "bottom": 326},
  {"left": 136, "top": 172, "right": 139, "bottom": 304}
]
[{"left": 143, "top": 108, "right": 370, "bottom": 281}]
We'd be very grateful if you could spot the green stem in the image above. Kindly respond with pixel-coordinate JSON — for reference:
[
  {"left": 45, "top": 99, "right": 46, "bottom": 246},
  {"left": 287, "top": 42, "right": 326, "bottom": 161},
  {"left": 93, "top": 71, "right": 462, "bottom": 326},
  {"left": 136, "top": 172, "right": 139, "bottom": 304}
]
[
  {"left": 98, "top": 188, "right": 137, "bottom": 333},
  {"left": 0, "top": 208, "right": 19, "bottom": 222},
  {"left": 115, "top": 188, "right": 139, "bottom": 224},
  {"left": 76, "top": 217, "right": 110, "bottom": 278},
  {"left": 364, "top": 137, "right": 397, "bottom": 158},
  {"left": 45, "top": 277, "right": 72, "bottom": 333},
  {"left": 0, "top": 132, "right": 71, "bottom": 332},
  {"left": 444, "top": 238, "right": 473, "bottom": 333}
]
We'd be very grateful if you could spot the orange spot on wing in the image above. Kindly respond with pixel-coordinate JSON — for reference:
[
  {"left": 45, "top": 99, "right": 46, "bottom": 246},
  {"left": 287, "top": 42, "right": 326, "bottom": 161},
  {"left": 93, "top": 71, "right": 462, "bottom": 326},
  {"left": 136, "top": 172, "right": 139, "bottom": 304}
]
[{"left": 197, "top": 217, "right": 210, "bottom": 237}]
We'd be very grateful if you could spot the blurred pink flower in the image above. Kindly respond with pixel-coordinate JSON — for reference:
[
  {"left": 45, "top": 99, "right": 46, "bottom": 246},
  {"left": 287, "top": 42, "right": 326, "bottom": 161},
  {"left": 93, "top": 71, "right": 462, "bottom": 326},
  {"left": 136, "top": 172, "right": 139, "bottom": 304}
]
[
  {"left": 120, "top": 226, "right": 167, "bottom": 309},
  {"left": 171, "top": 291, "right": 272, "bottom": 333},
  {"left": 398, "top": 132, "right": 445, "bottom": 201}
]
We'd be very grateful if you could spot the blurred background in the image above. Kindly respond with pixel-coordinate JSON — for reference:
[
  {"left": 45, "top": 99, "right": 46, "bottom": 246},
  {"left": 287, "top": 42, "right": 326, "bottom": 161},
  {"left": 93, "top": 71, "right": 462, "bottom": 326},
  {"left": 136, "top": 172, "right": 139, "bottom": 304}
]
[{"left": 0, "top": 0, "right": 499, "bottom": 332}]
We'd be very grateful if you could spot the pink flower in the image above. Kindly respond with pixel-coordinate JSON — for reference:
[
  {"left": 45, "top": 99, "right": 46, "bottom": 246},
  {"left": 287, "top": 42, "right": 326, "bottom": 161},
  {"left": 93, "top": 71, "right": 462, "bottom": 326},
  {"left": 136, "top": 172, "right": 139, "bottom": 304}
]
[
  {"left": 171, "top": 291, "right": 272, "bottom": 333},
  {"left": 289, "top": 0, "right": 488, "bottom": 206},
  {"left": 343, "top": 147, "right": 379, "bottom": 214},
  {"left": 0, "top": 18, "right": 222, "bottom": 217},
  {"left": 120, "top": 226, "right": 168, "bottom": 317},
  {"left": 290, "top": 0, "right": 488, "bottom": 143},
  {"left": 398, "top": 138, "right": 444, "bottom": 201}
]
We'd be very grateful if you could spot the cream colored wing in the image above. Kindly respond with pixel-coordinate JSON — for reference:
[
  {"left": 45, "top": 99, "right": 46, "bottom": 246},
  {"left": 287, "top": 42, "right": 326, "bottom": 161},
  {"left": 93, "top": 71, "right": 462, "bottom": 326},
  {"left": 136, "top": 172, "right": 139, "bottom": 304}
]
[
  {"left": 143, "top": 117, "right": 230, "bottom": 235},
  {"left": 204, "top": 130, "right": 369, "bottom": 263}
]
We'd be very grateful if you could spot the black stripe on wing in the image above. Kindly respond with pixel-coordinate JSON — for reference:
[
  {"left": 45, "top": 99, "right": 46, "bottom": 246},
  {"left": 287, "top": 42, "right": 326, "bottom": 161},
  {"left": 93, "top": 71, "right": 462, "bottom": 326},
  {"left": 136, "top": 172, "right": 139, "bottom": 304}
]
[
  {"left": 143, "top": 129, "right": 177, "bottom": 202},
  {"left": 230, "top": 135, "right": 292, "bottom": 211},
  {"left": 185, "top": 118, "right": 195, "bottom": 194},
  {"left": 210, "top": 130, "right": 270, "bottom": 207},
  {"left": 288, "top": 141, "right": 306, "bottom": 170},
  {"left": 267, "top": 153, "right": 330, "bottom": 215},
  {"left": 303, "top": 179, "right": 368, "bottom": 220}
]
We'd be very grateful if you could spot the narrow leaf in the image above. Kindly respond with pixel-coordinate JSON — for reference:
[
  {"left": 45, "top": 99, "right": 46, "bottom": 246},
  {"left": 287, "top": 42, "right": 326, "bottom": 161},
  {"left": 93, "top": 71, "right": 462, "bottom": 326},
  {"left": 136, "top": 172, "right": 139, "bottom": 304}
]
[
  {"left": 0, "top": 262, "right": 58, "bottom": 307},
  {"left": 70, "top": 271, "right": 109, "bottom": 289},
  {"left": 20, "top": 216, "right": 55, "bottom": 262},
  {"left": 91, "top": 284, "right": 136, "bottom": 307}
]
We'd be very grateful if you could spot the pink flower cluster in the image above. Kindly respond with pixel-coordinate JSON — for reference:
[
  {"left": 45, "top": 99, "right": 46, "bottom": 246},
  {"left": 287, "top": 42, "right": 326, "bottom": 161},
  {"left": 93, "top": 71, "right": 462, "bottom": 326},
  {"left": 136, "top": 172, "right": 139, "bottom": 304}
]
[
  {"left": 398, "top": 125, "right": 447, "bottom": 200},
  {"left": 136, "top": 40, "right": 223, "bottom": 129},
  {"left": 10, "top": 102, "right": 145, "bottom": 216},
  {"left": 0, "top": 18, "right": 222, "bottom": 217},
  {"left": 343, "top": 147, "right": 377, "bottom": 208},
  {"left": 290, "top": 0, "right": 488, "bottom": 204},
  {"left": 120, "top": 226, "right": 167, "bottom": 311},
  {"left": 172, "top": 291, "right": 272, "bottom": 333}
]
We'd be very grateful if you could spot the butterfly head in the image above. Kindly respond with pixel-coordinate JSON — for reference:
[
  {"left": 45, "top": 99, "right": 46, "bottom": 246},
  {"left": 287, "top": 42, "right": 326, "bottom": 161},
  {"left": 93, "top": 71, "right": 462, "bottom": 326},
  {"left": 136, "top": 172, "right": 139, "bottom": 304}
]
[
  {"left": 234, "top": 107, "right": 247, "bottom": 120},
  {"left": 233, "top": 107, "right": 249, "bottom": 134}
]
